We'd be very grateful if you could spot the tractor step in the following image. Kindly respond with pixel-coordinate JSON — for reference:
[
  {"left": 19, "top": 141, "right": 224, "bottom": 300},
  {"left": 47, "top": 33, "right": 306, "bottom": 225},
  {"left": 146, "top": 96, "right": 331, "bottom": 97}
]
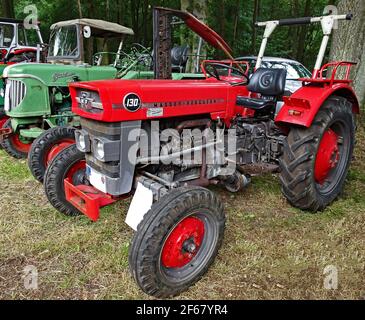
[
  {"left": 0, "top": 127, "right": 12, "bottom": 142},
  {"left": 64, "top": 179, "right": 117, "bottom": 221}
]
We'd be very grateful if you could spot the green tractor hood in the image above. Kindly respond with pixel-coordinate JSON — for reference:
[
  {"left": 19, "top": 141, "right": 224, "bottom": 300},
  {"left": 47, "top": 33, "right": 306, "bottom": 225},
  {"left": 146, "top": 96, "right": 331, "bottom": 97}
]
[
  {"left": 3, "top": 63, "right": 118, "bottom": 86},
  {"left": 3, "top": 63, "right": 118, "bottom": 119}
]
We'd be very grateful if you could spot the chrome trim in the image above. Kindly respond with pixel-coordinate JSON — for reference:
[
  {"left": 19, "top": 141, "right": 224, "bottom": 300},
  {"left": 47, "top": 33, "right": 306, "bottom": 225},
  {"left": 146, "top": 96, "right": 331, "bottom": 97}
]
[{"left": 5, "top": 79, "right": 26, "bottom": 111}]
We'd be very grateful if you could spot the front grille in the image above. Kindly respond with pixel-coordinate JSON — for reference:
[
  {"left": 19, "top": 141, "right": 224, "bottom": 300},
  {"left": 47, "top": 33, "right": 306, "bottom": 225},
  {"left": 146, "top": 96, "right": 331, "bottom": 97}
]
[
  {"left": 79, "top": 118, "right": 142, "bottom": 196},
  {"left": 5, "top": 80, "right": 26, "bottom": 112},
  {"left": 75, "top": 89, "right": 103, "bottom": 114},
  {"left": 81, "top": 118, "right": 122, "bottom": 177}
]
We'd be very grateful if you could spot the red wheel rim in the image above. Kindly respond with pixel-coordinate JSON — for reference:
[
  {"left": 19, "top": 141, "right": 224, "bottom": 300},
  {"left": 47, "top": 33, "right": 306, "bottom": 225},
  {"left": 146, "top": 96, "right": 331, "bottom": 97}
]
[
  {"left": 45, "top": 139, "right": 75, "bottom": 166},
  {"left": 161, "top": 216, "right": 205, "bottom": 268},
  {"left": 314, "top": 128, "right": 340, "bottom": 185},
  {"left": 10, "top": 133, "right": 32, "bottom": 153},
  {"left": 66, "top": 160, "right": 86, "bottom": 181}
]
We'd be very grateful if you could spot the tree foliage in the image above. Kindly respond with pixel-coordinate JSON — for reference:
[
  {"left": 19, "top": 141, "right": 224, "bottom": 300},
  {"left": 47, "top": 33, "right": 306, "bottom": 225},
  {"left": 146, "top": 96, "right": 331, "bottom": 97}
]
[{"left": 1, "top": 0, "right": 345, "bottom": 70}]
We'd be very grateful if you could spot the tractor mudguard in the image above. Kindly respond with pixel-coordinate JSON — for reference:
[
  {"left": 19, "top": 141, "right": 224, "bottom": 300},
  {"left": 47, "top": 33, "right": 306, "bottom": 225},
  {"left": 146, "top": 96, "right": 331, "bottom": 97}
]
[{"left": 275, "top": 83, "right": 359, "bottom": 128}]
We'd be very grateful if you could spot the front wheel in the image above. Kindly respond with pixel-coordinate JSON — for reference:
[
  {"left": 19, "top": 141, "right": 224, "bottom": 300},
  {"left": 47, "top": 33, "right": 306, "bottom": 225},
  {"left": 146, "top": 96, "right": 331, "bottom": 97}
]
[
  {"left": 280, "top": 96, "right": 355, "bottom": 211},
  {"left": 0, "top": 114, "right": 8, "bottom": 150},
  {"left": 44, "top": 144, "right": 86, "bottom": 217},
  {"left": 0, "top": 119, "right": 33, "bottom": 159},
  {"left": 129, "top": 186, "right": 225, "bottom": 298},
  {"left": 28, "top": 126, "right": 76, "bottom": 183}
]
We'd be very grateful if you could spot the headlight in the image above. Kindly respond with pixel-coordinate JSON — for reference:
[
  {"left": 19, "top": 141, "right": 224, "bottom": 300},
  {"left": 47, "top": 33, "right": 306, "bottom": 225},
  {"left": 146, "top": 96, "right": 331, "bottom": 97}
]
[
  {"left": 78, "top": 134, "right": 86, "bottom": 151},
  {"left": 75, "top": 130, "right": 90, "bottom": 153},
  {"left": 0, "top": 88, "right": 4, "bottom": 98},
  {"left": 95, "top": 140, "right": 105, "bottom": 160}
]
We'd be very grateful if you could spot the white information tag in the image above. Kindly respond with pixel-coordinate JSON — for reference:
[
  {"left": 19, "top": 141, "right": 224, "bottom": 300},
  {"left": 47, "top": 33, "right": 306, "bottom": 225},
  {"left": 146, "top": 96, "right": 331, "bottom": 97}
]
[{"left": 125, "top": 182, "right": 153, "bottom": 231}]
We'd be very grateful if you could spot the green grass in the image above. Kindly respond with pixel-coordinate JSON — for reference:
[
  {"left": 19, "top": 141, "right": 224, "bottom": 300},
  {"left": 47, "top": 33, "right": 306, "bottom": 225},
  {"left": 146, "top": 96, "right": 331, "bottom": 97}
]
[{"left": 0, "top": 127, "right": 364, "bottom": 300}]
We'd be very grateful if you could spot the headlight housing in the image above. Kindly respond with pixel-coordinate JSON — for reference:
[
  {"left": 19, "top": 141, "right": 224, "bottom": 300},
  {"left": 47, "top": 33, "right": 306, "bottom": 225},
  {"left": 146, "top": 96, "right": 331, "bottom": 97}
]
[
  {"left": 94, "top": 139, "right": 105, "bottom": 160},
  {"left": 75, "top": 130, "right": 91, "bottom": 152}
]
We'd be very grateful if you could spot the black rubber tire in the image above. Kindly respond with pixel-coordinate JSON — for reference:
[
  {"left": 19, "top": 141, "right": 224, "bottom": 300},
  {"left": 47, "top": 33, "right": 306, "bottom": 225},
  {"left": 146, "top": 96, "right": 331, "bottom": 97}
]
[
  {"left": 44, "top": 144, "right": 84, "bottom": 217},
  {"left": 28, "top": 126, "right": 76, "bottom": 183},
  {"left": 279, "top": 96, "right": 355, "bottom": 212},
  {"left": 0, "top": 119, "right": 32, "bottom": 159},
  {"left": 129, "top": 186, "right": 225, "bottom": 298}
]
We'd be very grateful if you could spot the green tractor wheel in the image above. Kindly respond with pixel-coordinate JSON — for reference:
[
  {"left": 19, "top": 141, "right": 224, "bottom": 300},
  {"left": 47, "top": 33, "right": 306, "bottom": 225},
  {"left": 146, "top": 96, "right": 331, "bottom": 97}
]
[
  {"left": 28, "top": 127, "right": 76, "bottom": 183},
  {"left": 0, "top": 119, "right": 33, "bottom": 159}
]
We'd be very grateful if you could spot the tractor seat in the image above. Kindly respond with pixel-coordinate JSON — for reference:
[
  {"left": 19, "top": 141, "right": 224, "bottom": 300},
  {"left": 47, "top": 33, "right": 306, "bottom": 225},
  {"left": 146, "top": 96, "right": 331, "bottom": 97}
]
[
  {"left": 236, "top": 96, "right": 276, "bottom": 110},
  {"left": 237, "top": 68, "right": 287, "bottom": 111}
]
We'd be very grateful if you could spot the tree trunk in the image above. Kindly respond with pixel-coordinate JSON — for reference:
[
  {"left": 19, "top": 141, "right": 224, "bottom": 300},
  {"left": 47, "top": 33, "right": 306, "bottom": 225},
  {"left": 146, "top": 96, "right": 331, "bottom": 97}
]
[
  {"left": 181, "top": 0, "right": 208, "bottom": 73},
  {"left": 142, "top": 0, "right": 149, "bottom": 45},
  {"left": 330, "top": 0, "right": 365, "bottom": 109},
  {"left": 77, "top": 0, "right": 83, "bottom": 18},
  {"left": 251, "top": 0, "right": 260, "bottom": 53},
  {"left": 4, "top": 0, "right": 15, "bottom": 18},
  {"left": 233, "top": 0, "right": 240, "bottom": 43},
  {"left": 296, "top": 0, "right": 311, "bottom": 62},
  {"left": 219, "top": 0, "right": 225, "bottom": 42},
  {"left": 85, "top": 1, "right": 95, "bottom": 64},
  {"left": 106, "top": 0, "right": 110, "bottom": 21},
  {"left": 291, "top": 0, "right": 300, "bottom": 58}
]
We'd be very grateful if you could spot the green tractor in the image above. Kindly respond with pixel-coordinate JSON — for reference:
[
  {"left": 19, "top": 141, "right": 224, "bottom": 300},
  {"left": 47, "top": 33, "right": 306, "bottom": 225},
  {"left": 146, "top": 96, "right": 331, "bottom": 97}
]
[
  {"left": 0, "top": 17, "right": 44, "bottom": 128},
  {"left": 0, "top": 18, "right": 156, "bottom": 159}
]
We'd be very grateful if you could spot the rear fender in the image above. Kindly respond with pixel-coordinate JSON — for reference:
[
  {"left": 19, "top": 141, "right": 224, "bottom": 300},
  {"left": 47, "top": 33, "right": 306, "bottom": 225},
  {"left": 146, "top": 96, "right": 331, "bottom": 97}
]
[{"left": 275, "top": 84, "right": 359, "bottom": 128}]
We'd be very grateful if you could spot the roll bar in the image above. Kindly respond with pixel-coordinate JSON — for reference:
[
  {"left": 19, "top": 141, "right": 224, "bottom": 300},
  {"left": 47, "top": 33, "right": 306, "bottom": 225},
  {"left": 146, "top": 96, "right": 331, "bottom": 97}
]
[
  {"left": 255, "top": 13, "right": 352, "bottom": 27},
  {"left": 254, "top": 13, "right": 353, "bottom": 77}
]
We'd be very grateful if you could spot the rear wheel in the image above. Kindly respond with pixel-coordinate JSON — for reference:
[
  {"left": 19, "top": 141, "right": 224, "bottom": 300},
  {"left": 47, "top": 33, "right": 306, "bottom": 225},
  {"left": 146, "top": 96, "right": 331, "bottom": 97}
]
[
  {"left": 129, "top": 186, "right": 225, "bottom": 298},
  {"left": 0, "top": 119, "right": 32, "bottom": 159},
  {"left": 280, "top": 96, "right": 355, "bottom": 211},
  {"left": 44, "top": 144, "right": 85, "bottom": 216},
  {"left": 28, "top": 127, "right": 76, "bottom": 183}
]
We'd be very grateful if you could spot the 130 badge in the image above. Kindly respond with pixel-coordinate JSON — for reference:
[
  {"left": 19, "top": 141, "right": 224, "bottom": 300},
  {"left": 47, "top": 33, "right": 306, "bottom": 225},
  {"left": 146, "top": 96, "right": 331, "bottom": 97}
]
[{"left": 123, "top": 93, "right": 141, "bottom": 112}]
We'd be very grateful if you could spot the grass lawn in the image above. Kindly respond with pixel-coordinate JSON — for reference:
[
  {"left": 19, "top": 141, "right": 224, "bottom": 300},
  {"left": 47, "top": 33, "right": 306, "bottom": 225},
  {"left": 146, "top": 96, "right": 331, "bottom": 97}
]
[{"left": 0, "top": 126, "right": 364, "bottom": 300}]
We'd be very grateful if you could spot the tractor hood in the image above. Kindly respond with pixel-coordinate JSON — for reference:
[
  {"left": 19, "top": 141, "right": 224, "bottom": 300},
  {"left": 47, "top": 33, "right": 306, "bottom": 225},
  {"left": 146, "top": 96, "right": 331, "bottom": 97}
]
[
  {"left": 156, "top": 7, "right": 233, "bottom": 56},
  {"left": 3, "top": 63, "right": 117, "bottom": 86},
  {"left": 69, "top": 78, "right": 235, "bottom": 123}
]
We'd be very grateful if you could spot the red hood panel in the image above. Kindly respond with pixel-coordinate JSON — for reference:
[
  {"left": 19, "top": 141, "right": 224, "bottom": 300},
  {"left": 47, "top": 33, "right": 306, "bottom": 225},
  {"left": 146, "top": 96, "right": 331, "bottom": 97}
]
[
  {"left": 156, "top": 7, "right": 233, "bottom": 56},
  {"left": 69, "top": 79, "right": 243, "bottom": 124}
]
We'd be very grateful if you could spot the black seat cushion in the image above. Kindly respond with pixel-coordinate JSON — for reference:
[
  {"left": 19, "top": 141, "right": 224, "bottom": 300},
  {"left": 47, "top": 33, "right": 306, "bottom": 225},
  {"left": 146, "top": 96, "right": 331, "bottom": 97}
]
[
  {"left": 236, "top": 96, "right": 276, "bottom": 110},
  {"left": 247, "top": 68, "right": 287, "bottom": 96},
  {"left": 236, "top": 68, "right": 287, "bottom": 111}
]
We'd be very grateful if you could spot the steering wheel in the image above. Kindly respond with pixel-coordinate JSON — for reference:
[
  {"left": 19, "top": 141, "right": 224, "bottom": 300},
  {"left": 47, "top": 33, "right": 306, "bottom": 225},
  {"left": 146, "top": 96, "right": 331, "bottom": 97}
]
[
  {"left": 205, "top": 62, "right": 249, "bottom": 85},
  {"left": 130, "top": 43, "right": 153, "bottom": 63}
]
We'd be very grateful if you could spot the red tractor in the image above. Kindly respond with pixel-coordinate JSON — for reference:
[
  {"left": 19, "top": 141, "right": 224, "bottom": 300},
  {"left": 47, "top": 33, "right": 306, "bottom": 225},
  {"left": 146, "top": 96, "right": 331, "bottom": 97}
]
[{"left": 44, "top": 8, "right": 358, "bottom": 297}]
